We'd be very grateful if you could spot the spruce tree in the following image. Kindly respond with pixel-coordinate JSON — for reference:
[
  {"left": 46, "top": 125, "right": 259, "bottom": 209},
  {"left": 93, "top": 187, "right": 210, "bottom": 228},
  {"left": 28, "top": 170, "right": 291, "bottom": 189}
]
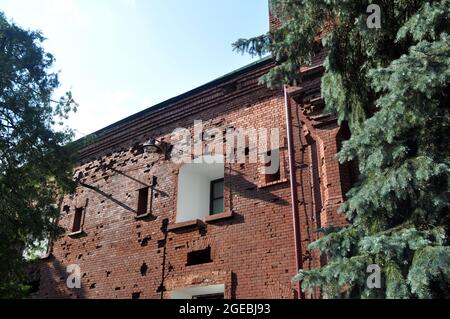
[
  {"left": 0, "top": 12, "right": 77, "bottom": 297},
  {"left": 234, "top": 0, "right": 450, "bottom": 298}
]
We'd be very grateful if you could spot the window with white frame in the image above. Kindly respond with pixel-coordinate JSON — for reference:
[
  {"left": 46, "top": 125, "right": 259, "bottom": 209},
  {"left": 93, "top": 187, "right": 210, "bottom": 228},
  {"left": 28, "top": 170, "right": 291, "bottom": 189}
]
[{"left": 176, "top": 154, "right": 224, "bottom": 222}]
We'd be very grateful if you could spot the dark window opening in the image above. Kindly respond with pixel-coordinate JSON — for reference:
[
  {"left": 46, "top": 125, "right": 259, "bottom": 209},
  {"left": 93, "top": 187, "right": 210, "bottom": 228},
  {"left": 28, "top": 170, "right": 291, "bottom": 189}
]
[
  {"left": 209, "top": 179, "right": 224, "bottom": 215},
  {"left": 140, "top": 262, "right": 148, "bottom": 276},
  {"left": 186, "top": 247, "right": 212, "bottom": 266},
  {"left": 132, "top": 292, "right": 141, "bottom": 299},
  {"left": 192, "top": 293, "right": 224, "bottom": 299},
  {"left": 223, "top": 81, "right": 237, "bottom": 94},
  {"left": 264, "top": 150, "right": 281, "bottom": 183},
  {"left": 72, "top": 208, "right": 83, "bottom": 233},
  {"left": 137, "top": 187, "right": 149, "bottom": 216}
]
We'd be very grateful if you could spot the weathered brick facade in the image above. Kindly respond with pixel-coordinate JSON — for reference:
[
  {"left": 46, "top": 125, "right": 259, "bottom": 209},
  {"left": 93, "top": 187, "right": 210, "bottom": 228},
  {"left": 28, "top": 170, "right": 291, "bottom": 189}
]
[{"left": 34, "top": 5, "right": 352, "bottom": 299}]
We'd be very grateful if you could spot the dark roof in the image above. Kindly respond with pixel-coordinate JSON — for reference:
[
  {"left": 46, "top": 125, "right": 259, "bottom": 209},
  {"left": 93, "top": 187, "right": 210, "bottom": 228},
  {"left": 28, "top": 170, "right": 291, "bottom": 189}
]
[{"left": 74, "top": 56, "right": 272, "bottom": 148}]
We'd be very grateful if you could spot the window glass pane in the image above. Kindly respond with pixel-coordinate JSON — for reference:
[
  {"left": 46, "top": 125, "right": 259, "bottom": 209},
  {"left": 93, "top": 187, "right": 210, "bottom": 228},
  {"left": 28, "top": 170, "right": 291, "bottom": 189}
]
[
  {"left": 211, "top": 198, "right": 224, "bottom": 215},
  {"left": 213, "top": 180, "right": 224, "bottom": 199}
]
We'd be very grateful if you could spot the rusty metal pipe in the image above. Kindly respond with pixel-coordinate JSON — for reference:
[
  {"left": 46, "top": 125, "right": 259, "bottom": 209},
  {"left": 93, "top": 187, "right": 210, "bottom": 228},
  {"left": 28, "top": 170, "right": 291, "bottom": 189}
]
[{"left": 284, "top": 85, "right": 304, "bottom": 299}]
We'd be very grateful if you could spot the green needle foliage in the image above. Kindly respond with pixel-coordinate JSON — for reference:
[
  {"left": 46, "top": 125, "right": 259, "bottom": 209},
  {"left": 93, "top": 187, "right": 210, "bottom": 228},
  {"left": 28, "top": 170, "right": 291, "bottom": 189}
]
[
  {"left": 234, "top": 0, "right": 450, "bottom": 298},
  {"left": 0, "top": 12, "right": 77, "bottom": 298}
]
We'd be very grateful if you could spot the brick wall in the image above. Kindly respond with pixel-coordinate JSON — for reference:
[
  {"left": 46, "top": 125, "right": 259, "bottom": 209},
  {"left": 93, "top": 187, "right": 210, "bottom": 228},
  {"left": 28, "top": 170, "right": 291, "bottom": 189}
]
[{"left": 34, "top": 56, "right": 349, "bottom": 299}]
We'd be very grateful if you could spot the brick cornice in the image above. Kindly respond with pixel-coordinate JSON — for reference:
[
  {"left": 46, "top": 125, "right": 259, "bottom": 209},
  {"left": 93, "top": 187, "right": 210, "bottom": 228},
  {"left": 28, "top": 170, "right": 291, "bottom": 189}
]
[{"left": 77, "top": 60, "right": 276, "bottom": 161}]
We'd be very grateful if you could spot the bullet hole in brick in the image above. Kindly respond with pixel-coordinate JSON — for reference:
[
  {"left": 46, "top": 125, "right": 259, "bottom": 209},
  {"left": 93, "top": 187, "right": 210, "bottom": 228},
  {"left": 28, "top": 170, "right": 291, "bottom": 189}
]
[
  {"left": 115, "top": 287, "right": 121, "bottom": 291},
  {"left": 132, "top": 292, "right": 141, "bottom": 299},
  {"left": 157, "top": 239, "right": 166, "bottom": 248},
  {"left": 96, "top": 244, "right": 102, "bottom": 249},
  {"left": 77, "top": 254, "right": 83, "bottom": 259},
  {"left": 186, "top": 247, "right": 212, "bottom": 266},
  {"left": 154, "top": 193, "right": 159, "bottom": 199},
  {"left": 137, "top": 232, "right": 141, "bottom": 238},
  {"left": 82, "top": 273, "right": 87, "bottom": 278},
  {"left": 240, "top": 163, "right": 245, "bottom": 169},
  {"left": 106, "top": 271, "right": 111, "bottom": 277},
  {"left": 140, "top": 262, "right": 148, "bottom": 276},
  {"left": 140, "top": 235, "right": 151, "bottom": 247},
  {"left": 62, "top": 205, "right": 70, "bottom": 213},
  {"left": 89, "top": 283, "right": 96, "bottom": 289}
]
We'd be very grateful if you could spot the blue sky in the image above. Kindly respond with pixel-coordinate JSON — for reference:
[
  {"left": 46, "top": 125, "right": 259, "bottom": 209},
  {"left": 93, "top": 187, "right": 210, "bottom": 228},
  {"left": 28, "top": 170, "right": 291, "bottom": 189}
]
[{"left": 0, "top": 0, "right": 268, "bottom": 138}]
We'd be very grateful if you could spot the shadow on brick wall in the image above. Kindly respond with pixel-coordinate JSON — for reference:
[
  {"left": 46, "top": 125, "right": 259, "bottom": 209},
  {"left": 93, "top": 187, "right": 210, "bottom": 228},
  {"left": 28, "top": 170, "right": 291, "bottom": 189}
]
[
  {"left": 229, "top": 169, "right": 289, "bottom": 206},
  {"left": 33, "top": 255, "right": 87, "bottom": 299}
]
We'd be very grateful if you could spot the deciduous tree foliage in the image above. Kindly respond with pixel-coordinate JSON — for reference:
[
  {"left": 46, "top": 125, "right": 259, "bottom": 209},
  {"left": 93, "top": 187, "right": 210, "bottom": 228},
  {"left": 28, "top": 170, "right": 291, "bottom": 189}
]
[
  {"left": 0, "top": 12, "right": 77, "bottom": 298},
  {"left": 234, "top": 0, "right": 450, "bottom": 298}
]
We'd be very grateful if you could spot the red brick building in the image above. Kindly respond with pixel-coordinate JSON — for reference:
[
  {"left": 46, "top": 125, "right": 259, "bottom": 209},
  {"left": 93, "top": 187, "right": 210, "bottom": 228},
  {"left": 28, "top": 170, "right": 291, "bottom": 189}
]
[{"left": 34, "top": 4, "right": 352, "bottom": 299}]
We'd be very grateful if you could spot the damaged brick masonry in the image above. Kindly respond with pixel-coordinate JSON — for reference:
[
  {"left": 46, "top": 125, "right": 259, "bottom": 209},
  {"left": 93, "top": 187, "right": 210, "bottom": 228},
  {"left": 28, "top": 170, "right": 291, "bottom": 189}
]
[{"left": 33, "top": 9, "right": 355, "bottom": 300}]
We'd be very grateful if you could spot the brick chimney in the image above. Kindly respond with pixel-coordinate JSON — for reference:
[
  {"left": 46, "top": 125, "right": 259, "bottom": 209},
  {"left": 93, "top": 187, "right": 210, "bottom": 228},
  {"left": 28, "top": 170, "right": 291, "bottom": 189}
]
[{"left": 269, "top": 0, "right": 281, "bottom": 31}]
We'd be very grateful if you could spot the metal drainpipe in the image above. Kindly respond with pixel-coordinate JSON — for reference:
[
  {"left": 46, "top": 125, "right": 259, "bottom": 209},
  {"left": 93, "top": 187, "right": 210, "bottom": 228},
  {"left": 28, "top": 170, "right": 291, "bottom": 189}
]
[{"left": 284, "top": 85, "right": 304, "bottom": 299}]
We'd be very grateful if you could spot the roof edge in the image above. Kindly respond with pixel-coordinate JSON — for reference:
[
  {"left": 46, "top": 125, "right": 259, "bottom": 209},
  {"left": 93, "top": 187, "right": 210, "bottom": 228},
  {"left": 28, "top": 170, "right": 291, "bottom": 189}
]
[{"left": 72, "top": 56, "right": 272, "bottom": 149}]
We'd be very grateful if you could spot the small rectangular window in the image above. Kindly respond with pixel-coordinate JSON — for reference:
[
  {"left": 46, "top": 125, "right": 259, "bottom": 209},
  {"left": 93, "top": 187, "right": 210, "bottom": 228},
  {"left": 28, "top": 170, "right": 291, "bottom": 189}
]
[
  {"left": 264, "top": 150, "right": 281, "bottom": 183},
  {"left": 137, "top": 187, "right": 149, "bottom": 217},
  {"left": 209, "top": 179, "right": 224, "bottom": 215},
  {"left": 186, "top": 247, "right": 212, "bottom": 266},
  {"left": 72, "top": 208, "right": 83, "bottom": 233}
]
